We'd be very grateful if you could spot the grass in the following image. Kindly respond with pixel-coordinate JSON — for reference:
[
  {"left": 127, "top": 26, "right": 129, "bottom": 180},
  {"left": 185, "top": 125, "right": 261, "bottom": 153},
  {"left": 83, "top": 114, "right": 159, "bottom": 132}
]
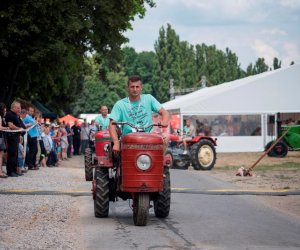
[{"left": 216, "top": 162, "right": 300, "bottom": 171}]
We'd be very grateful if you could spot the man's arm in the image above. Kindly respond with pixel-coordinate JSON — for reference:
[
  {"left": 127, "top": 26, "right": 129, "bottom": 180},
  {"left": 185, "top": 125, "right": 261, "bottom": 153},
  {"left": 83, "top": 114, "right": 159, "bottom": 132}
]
[
  {"left": 158, "top": 107, "right": 170, "bottom": 127},
  {"left": 109, "top": 119, "right": 120, "bottom": 153},
  {"left": 7, "top": 122, "right": 24, "bottom": 130}
]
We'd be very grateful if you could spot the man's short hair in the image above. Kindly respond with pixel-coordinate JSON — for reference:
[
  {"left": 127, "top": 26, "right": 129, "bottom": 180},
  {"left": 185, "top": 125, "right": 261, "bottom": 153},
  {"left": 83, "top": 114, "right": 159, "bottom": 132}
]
[
  {"left": 27, "top": 105, "right": 35, "bottom": 111},
  {"left": 11, "top": 100, "right": 20, "bottom": 109},
  {"left": 128, "top": 75, "right": 142, "bottom": 85}
]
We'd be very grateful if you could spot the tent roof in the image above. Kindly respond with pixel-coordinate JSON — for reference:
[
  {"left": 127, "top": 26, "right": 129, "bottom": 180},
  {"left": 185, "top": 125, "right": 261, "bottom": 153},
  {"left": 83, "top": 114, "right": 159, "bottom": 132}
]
[
  {"left": 163, "top": 64, "right": 300, "bottom": 115},
  {"left": 59, "top": 114, "right": 78, "bottom": 125},
  {"left": 32, "top": 100, "right": 57, "bottom": 119}
]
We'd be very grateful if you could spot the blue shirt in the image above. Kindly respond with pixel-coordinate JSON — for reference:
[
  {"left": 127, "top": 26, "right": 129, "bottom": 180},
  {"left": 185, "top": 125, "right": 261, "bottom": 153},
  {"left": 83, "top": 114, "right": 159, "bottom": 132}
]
[
  {"left": 22, "top": 114, "right": 39, "bottom": 138},
  {"left": 110, "top": 94, "right": 162, "bottom": 135}
]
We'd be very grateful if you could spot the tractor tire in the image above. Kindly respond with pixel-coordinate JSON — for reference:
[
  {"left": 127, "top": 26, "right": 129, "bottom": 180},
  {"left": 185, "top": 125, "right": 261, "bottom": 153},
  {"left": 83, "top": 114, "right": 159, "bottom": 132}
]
[
  {"left": 133, "top": 193, "right": 150, "bottom": 226},
  {"left": 173, "top": 159, "right": 190, "bottom": 170},
  {"left": 85, "top": 147, "right": 93, "bottom": 181},
  {"left": 164, "top": 150, "right": 173, "bottom": 168},
  {"left": 191, "top": 139, "right": 216, "bottom": 170},
  {"left": 154, "top": 167, "right": 171, "bottom": 218},
  {"left": 94, "top": 168, "right": 110, "bottom": 218},
  {"left": 265, "top": 141, "right": 276, "bottom": 157},
  {"left": 269, "top": 141, "right": 288, "bottom": 158}
]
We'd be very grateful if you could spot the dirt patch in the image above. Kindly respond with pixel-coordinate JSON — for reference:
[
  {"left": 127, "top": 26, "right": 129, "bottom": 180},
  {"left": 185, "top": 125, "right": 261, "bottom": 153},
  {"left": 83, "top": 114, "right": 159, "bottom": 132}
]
[{"left": 202, "top": 151, "right": 300, "bottom": 218}]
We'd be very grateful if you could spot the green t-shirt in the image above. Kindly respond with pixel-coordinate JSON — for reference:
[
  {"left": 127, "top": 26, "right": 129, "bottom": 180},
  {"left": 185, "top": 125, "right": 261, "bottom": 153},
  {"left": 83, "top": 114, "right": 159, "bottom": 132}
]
[
  {"left": 95, "top": 114, "right": 110, "bottom": 129},
  {"left": 110, "top": 94, "right": 162, "bottom": 135}
]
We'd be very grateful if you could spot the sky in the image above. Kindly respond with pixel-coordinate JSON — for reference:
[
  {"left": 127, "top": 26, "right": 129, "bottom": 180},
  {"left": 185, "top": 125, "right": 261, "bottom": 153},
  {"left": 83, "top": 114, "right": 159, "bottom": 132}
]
[{"left": 124, "top": 0, "right": 300, "bottom": 70}]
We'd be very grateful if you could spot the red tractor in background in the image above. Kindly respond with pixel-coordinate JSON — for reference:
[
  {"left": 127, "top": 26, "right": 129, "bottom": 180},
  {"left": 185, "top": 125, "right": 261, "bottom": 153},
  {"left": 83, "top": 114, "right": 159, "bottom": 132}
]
[
  {"left": 165, "top": 130, "right": 217, "bottom": 170},
  {"left": 88, "top": 122, "right": 171, "bottom": 226},
  {"left": 84, "top": 129, "right": 112, "bottom": 181}
]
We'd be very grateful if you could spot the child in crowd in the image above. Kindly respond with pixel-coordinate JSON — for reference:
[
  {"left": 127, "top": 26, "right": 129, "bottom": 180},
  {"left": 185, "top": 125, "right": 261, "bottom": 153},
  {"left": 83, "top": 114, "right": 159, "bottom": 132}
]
[
  {"left": 17, "top": 135, "right": 26, "bottom": 174},
  {"left": 60, "top": 123, "right": 68, "bottom": 160},
  {"left": 42, "top": 123, "right": 56, "bottom": 167}
]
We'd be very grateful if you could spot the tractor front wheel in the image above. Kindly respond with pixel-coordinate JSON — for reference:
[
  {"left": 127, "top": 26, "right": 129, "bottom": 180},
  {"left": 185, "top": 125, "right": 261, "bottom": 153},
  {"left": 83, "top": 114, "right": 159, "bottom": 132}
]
[
  {"left": 133, "top": 193, "right": 150, "bottom": 226},
  {"left": 94, "top": 168, "right": 110, "bottom": 218},
  {"left": 191, "top": 139, "right": 216, "bottom": 170}
]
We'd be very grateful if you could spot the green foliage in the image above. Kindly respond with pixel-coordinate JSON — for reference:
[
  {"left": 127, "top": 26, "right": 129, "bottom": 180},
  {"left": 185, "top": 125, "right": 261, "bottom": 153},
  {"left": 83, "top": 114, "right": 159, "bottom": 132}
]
[
  {"left": 72, "top": 56, "right": 127, "bottom": 115},
  {"left": 0, "top": 0, "right": 154, "bottom": 114},
  {"left": 76, "top": 24, "right": 286, "bottom": 113},
  {"left": 1, "top": 2, "right": 287, "bottom": 116},
  {"left": 154, "top": 24, "right": 182, "bottom": 102},
  {"left": 273, "top": 57, "right": 281, "bottom": 70}
]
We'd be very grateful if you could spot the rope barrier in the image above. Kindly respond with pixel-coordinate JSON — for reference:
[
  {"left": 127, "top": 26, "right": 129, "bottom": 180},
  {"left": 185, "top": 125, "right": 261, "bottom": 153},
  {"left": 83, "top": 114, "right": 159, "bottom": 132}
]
[{"left": 0, "top": 123, "right": 37, "bottom": 133}]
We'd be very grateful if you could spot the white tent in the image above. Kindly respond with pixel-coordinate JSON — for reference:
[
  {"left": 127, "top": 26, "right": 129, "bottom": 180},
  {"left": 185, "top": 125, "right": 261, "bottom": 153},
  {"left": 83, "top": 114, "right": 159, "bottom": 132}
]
[{"left": 163, "top": 64, "right": 300, "bottom": 152}]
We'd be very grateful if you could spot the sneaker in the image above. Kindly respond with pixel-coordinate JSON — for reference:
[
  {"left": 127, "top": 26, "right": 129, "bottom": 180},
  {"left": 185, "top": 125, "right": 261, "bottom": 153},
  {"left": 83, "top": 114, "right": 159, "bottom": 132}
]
[{"left": 182, "top": 150, "right": 188, "bottom": 155}]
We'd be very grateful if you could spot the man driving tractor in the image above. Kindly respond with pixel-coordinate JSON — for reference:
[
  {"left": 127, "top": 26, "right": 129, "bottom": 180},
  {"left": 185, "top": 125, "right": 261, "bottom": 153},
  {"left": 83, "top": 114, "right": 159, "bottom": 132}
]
[{"left": 109, "top": 75, "right": 170, "bottom": 153}]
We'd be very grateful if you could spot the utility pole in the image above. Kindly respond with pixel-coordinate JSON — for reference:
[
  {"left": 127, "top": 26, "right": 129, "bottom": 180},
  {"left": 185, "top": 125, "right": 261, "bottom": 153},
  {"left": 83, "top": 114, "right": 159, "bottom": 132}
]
[
  {"left": 200, "top": 75, "right": 206, "bottom": 88},
  {"left": 169, "top": 78, "right": 175, "bottom": 100}
]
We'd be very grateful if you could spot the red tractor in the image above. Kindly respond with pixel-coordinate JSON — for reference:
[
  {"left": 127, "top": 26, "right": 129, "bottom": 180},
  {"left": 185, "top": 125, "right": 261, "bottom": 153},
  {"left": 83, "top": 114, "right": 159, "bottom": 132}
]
[
  {"left": 84, "top": 129, "right": 112, "bottom": 181},
  {"left": 91, "top": 122, "right": 171, "bottom": 226},
  {"left": 166, "top": 131, "right": 217, "bottom": 170}
]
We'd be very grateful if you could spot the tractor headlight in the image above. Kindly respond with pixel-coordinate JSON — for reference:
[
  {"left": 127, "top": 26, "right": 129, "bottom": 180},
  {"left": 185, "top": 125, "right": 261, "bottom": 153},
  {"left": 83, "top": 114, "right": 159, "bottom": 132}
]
[{"left": 136, "top": 154, "right": 151, "bottom": 171}]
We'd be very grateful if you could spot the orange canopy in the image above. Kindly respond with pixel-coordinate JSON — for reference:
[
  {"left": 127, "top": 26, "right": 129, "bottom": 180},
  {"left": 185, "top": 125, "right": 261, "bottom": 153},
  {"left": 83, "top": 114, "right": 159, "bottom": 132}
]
[{"left": 59, "top": 114, "right": 78, "bottom": 126}]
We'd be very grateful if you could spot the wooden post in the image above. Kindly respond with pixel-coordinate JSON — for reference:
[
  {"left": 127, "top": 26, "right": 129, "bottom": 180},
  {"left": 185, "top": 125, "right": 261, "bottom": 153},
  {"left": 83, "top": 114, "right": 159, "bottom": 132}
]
[{"left": 245, "top": 128, "right": 290, "bottom": 175}]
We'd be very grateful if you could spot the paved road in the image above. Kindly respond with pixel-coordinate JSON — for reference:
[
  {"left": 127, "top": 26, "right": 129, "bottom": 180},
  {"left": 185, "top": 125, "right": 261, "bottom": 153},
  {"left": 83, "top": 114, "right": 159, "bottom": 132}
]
[
  {"left": 77, "top": 168, "right": 300, "bottom": 250},
  {"left": 1, "top": 156, "right": 299, "bottom": 249}
]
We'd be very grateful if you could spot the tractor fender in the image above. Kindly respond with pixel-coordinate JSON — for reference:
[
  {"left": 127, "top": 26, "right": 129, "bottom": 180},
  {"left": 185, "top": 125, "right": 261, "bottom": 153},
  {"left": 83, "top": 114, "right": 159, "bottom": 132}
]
[{"left": 191, "top": 135, "right": 217, "bottom": 146}]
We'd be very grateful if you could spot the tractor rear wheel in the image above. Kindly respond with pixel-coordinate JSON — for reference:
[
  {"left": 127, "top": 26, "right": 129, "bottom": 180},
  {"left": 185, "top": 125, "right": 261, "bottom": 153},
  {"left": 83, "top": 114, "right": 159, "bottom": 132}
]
[
  {"left": 270, "top": 141, "right": 288, "bottom": 158},
  {"left": 133, "top": 193, "right": 150, "bottom": 226},
  {"left": 191, "top": 139, "right": 216, "bottom": 170},
  {"left": 85, "top": 148, "right": 93, "bottom": 181},
  {"left": 154, "top": 167, "right": 171, "bottom": 218},
  {"left": 265, "top": 141, "right": 276, "bottom": 157},
  {"left": 94, "top": 168, "right": 109, "bottom": 218}
]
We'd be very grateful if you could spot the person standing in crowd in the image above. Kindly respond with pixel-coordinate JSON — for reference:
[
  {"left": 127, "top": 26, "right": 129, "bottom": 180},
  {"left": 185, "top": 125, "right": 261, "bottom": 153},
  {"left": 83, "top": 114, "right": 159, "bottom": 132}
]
[
  {"left": 42, "top": 123, "right": 54, "bottom": 167},
  {"left": 34, "top": 111, "right": 45, "bottom": 168},
  {"left": 5, "top": 101, "right": 25, "bottom": 177},
  {"left": 109, "top": 75, "right": 169, "bottom": 153},
  {"left": 17, "top": 135, "right": 26, "bottom": 174},
  {"left": 80, "top": 120, "right": 90, "bottom": 155},
  {"left": 46, "top": 123, "right": 58, "bottom": 167},
  {"left": 0, "top": 103, "right": 9, "bottom": 178},
  {"left": 22, "top": 105, "right": 39, "bottom": 170},
  {"left": 71, "top": 120, "right": 81, "bottom": 155},
  {"left": 95, "top": 105, "right": 110, "bottom": 130},
  {"left": 65, "top": 123, "right": 73, "bottom": 158},
  {"left": 182, "top": 118, "right": 195, "bottom": 154},
  {"left": 89, "top": 119, "right": 99, "bottom": 132},
  {"left": 53, "top": 124, "right": 62, "bottom": 163},
  {"left": 60, "top": 123, "right": 68, "bottom": 160}
]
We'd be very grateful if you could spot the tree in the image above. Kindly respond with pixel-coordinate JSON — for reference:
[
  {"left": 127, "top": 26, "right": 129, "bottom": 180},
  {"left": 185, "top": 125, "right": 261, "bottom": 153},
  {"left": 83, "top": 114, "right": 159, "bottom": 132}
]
[
  {"left": 72, "top": 56, "right": 127, "bottom": 115},
  {"left": 0, "top": 0, "right": 155, "bottom": 112},
  {"left": 273, "top": 57, "right": 281, "bottom": 70},
  {"left": 154, "top": 24, "right": 187, "bottom": 102},
  {"left": 121, "top": 47, "right": 157, "bottom": 94}
]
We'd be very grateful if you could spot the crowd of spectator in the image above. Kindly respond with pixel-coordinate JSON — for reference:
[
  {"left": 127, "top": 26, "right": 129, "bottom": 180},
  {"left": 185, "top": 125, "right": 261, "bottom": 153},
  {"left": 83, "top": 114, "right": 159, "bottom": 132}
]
[{"left": 0, "top": 101, "right": 109, "bottom": 178}]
